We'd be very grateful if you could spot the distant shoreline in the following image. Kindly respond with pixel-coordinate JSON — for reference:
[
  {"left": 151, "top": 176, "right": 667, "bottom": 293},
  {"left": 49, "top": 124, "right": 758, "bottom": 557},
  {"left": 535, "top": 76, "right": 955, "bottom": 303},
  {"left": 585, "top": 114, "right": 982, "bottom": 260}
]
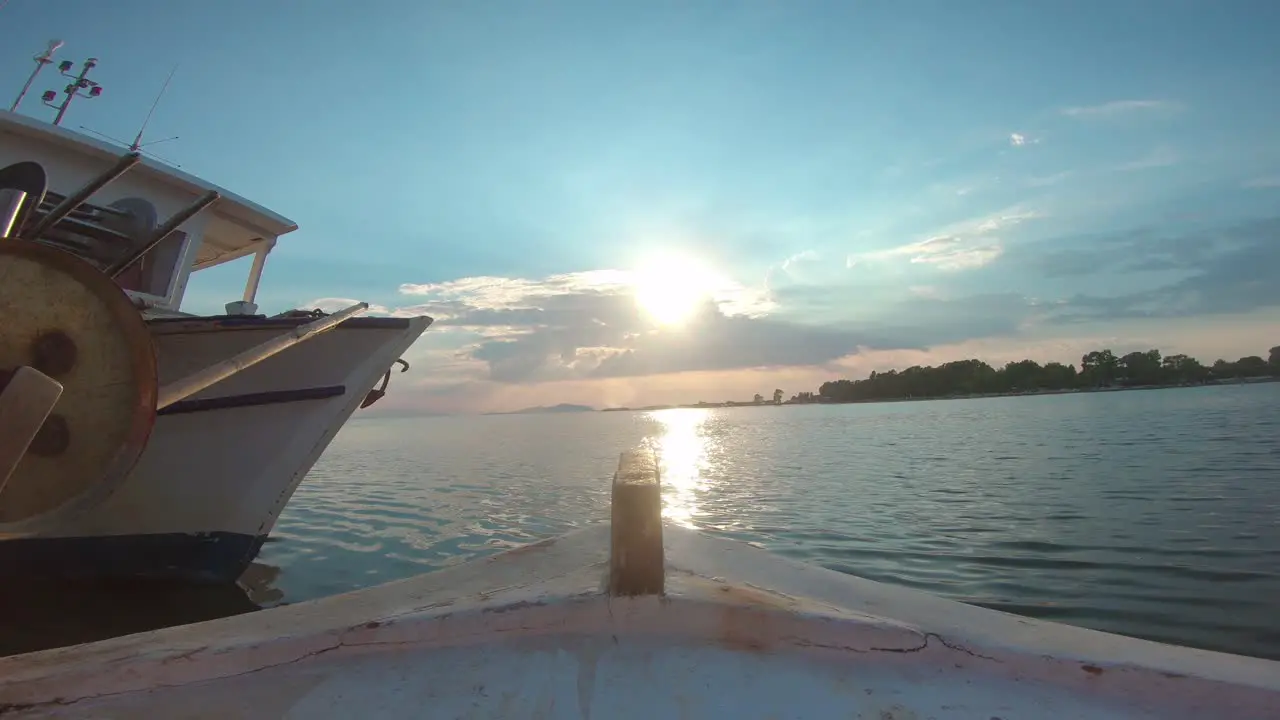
[{"left": 600, "top": 376, "right": 1280, "bottom": 413}]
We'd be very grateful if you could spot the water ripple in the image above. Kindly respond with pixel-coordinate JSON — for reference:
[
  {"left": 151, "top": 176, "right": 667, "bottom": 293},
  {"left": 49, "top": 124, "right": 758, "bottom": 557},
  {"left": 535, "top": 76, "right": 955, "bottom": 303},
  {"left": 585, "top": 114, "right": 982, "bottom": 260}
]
[{"left": 260, "top": 383, "right": 1280, "bottom": 661}]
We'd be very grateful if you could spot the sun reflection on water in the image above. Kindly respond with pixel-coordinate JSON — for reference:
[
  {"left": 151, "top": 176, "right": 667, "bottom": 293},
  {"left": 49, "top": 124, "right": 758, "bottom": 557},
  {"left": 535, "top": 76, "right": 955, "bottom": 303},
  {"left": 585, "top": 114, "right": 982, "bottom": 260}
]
[{"left": 646, "top": 408, "right": 711, "bottom": 527}]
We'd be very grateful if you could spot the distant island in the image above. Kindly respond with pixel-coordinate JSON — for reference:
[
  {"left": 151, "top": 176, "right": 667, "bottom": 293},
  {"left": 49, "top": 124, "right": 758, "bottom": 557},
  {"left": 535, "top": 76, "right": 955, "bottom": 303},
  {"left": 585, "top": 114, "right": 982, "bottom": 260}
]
[
  {"left": 489, "top": 403, "right": 596, "bottom": 415},
  {"left": 601, "top": 346, "right": 1280, "bottom": 412},
  {"left": 815, "top": 346, "right": 1280, "bottom": 403}
]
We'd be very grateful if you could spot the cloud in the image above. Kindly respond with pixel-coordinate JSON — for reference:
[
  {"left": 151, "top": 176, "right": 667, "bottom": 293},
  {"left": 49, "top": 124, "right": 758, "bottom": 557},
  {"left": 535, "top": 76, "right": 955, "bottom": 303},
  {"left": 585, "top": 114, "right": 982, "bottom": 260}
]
[
  {"left": 781, "top": 249, "right": 819, "bottom": 273},
  {"left": 852, "top": 207, "right": 1041, "bottom": 273},
  {"left": 847, "top": 215, "right": 1280, "bottom": 346},
  {"left": 399, "top": 271, "right": 633, "bottom": 308},
  {"left": 303, "top": 297, "right": 392, "bottom": 315},
  {"left": 907, "top": 285, "right": 944, "bottom": 300},
  {"left": 970, "top": 210, "right": 1040, "bottom": 234},
  {"left": 584, "top": 290, "right": 1042, "bottom": 379},
  {"left": 587, "top": 312, "right": 861, "bottom": 378},
  {"left": 398, "top": 268, "right": 773, "bottom": 326},
  {"left": 368, "top": 311, "right": 1276, "bottom": 415},
  {"left": 1077, "top": 227, "right": 1280, "bottom": 320},
  {"left": 1243, "top": 176, "right": 1280, "bottom": 189},
  {"left": 1026, "top": 171, "right": 1071, "bottom": 188},
  {"left": 1113, "top": 146, "right": 1178, "bottom": 172},
  {"left": 1009, "top": 216, "right": 1280, "bottom": 321},
  {"left": 392, "top": 268, "right": 799, "bottom": 382},
  {"left": 354, "top": 213, "right": 1280, "bottom": 413},
  {"left": 873, "top": 235, "right": 1005, "bottom": 271},
  {"left": 385, "top": 261, "right": 1051, "bottom": 386},
  {"left": 1008, "top": 223, "right": 1201, "bottom": 279},
  {"left": 1009, "top": 132, "right": 1040, "bottom": 147},
  {"left": 1061, "top": 100, "right": 1181, "bottom": 119}
]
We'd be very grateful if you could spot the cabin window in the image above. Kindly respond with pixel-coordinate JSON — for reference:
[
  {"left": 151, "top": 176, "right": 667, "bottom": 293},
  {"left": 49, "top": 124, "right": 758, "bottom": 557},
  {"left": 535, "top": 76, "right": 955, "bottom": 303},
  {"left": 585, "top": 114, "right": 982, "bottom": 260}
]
[{"left": 115, "top": 230, "right": 187, "bottom": 297}]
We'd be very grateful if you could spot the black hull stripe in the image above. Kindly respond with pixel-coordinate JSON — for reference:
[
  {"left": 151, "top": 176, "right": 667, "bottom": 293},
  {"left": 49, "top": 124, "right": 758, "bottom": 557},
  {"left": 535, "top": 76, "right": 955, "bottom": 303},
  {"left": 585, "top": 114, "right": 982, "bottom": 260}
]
[
  {"left": 0, "top": 531, "right": 266, "bottom": 584},
  {"left": 158, "top": 385, "right": 347, "bottom": 416}
]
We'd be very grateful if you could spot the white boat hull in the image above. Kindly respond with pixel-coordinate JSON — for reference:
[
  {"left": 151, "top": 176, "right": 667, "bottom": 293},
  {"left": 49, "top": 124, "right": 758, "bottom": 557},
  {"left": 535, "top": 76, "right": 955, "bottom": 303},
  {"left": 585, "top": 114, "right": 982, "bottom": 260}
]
[
  {"left": 0, "top": 314, "right": 431, "bottom": 583},
  {"left": 1, "top": 529, "right": 1276, "bottom": 716}
]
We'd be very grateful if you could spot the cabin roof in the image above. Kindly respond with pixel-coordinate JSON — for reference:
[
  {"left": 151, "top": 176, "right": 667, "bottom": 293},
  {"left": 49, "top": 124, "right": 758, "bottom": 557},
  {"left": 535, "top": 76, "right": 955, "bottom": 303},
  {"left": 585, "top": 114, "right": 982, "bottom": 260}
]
[{"left": 0, "top": 110, "right": 299, "bottom": 242}]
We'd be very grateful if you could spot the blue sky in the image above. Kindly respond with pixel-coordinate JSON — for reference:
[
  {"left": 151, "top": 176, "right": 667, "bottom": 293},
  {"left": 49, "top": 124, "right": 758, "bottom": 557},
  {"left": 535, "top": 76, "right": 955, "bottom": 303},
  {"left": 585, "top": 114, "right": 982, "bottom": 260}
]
[{"left": 3, "top": 1, "right": 1279, "bottom": 412}]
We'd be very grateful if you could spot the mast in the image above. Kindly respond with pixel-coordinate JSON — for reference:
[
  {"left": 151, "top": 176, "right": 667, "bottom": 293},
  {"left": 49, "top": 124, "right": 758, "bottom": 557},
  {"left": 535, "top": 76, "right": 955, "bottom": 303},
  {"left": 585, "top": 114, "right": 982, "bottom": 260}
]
[
  {"left": 42, "top": 55, "right": 105, "bottom": 126},
  {"left": 9, "top": 40, "right": 64, "bottom": 113}
]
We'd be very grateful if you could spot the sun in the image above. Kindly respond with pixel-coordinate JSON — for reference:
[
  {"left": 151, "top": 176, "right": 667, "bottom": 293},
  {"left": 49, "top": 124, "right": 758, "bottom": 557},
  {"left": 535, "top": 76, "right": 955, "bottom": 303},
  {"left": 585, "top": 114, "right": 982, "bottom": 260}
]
[{"left": 632, "top": 255, "right": 720, "bottom": 326}]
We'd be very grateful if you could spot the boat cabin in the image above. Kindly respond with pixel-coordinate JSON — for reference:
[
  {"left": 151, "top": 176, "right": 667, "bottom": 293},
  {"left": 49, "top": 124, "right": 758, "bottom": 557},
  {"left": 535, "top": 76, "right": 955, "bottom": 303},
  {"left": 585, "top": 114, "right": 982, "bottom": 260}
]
[{"left": 0, "top": 109, "right": 297, "bottom": 317}]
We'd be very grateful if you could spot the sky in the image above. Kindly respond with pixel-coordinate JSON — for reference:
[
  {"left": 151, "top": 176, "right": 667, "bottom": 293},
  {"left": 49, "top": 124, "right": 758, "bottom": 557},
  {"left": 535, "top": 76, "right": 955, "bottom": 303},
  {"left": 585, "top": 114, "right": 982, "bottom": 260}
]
[{"left": 3, "top": 1, "right": 1280, "bottom": 414}]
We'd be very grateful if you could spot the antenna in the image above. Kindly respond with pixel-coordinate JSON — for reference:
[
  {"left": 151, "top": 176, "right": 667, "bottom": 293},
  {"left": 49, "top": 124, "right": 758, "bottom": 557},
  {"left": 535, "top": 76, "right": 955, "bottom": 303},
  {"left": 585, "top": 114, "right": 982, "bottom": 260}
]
[
  {"left": 129, "top": 64, "right": 179, "bottom": 152},
  {"left": 75, "top": 65, "right": 183, "bottom": 167},
  {"left": 76, "top": 126, "right": 182, "bottom": 167}
]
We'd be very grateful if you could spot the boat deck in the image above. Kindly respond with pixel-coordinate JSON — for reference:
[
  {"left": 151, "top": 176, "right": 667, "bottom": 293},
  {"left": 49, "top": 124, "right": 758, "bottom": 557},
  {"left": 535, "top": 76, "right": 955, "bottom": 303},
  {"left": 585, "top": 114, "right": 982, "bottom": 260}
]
[{"left": 0, "top": 452, "right": 1276, "bottom": 719}]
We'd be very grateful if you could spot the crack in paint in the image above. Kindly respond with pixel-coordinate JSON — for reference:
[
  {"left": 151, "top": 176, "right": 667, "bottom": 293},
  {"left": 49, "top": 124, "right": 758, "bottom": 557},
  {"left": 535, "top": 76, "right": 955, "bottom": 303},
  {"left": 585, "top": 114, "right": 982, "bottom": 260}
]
[
  {"left": 6, "top": 627, "right": 457, "bottom": 715},
  {"left": 792, "top": 631, "right": 1001, "bottom": 663},
  {"left": 3, "top": 579, "right": 1009, "bottom": 715},
  {"left": 1, "top": 584, "right": 610, "bottom": 713}
]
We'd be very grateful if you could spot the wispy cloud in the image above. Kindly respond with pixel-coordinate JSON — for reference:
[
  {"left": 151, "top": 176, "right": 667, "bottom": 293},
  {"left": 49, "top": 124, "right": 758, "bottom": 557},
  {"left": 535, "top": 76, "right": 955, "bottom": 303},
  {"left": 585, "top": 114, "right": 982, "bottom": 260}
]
[
  {"left": 1026, "top": 171, "right": 1071, "bottom": 188},
  {"left": 907, "top": 285, "right": 946, "bottom": 300},
  {"left": 781, "top": 249, "right": 819, "bottom": 273},
  {"left": 863, "top": 235, "right": 1004, "bottom": 272},
  {"left": 1113, "top": 146, "right": 1178, "bottom": 172},
  {"left": 925, "top": 179, "right": 987, "bottom": 198},
  {"left": 1061, "top": 99, "right": 1181, "bottom": 119},
  {"left": 389, "top": 274, "right": 860, "bottom": 384},
  {"left": 970, "top": 209, "right": 1041, "bottom": 234},
  {"left": 399, "top": 268, "right": 775, "bottom": 326},
  {"left": 1243, "top": 175, "right": 1280, "bottom": 189},
  {"left": 854, "top": 207, "right": 1041, "bottom": 273},
  {"left": 399, "top": 271, "right": 634, "bottom": 308},
  {"left": 908, "top": 238, "right": 1003, "bottom": 270},
  {"left": 367, "top": 214, "right": 1280, "bottom": 413},
  {"left": 1009, "top": 132, "right": 1040, "bottom": 147},
  {"left": 303, "top": 297, "right": 392, "bottom": 315}
]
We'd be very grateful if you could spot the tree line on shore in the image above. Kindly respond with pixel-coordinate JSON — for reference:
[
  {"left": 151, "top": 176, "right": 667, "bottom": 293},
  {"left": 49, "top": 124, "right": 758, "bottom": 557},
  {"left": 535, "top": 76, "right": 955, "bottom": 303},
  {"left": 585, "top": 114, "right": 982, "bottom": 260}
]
[{"left": 815, "top": 346, "right": 1280, "bottom": 403}]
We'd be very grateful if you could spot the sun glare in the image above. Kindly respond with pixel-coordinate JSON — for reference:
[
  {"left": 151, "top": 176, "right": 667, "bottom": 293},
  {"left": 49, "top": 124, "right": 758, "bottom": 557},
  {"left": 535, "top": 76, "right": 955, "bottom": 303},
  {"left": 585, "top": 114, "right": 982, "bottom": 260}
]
[{"left": 632, "top": 256, "right": 719, "bottom": 326}]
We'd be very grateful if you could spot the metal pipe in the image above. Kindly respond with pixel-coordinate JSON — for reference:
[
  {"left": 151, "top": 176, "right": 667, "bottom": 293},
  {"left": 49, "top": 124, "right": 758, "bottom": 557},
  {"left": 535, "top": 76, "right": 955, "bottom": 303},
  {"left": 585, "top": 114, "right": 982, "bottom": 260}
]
[
  {"left": 108, "top": 190, "right": 219, "bottom": 277},
  {"left": 0, "top": 189, "right": 26, "bottom": 238},
  {"left": 156, "top": 302, "right": 369, "bottom": 410},
  {"left": 27, "top": 152, "right": 140, "bottom": 238}
]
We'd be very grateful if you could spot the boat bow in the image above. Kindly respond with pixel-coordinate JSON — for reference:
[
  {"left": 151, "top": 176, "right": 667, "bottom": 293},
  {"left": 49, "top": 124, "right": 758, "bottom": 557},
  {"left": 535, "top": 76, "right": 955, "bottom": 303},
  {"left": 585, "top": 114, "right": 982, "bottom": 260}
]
[{"left": 1, "top": 448, "right": 1277, "bottom": 718}]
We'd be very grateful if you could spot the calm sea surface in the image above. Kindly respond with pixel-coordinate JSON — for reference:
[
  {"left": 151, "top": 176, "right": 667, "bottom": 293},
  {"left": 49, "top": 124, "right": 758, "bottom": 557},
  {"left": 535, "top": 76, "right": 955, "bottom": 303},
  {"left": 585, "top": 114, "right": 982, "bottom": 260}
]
[
  {"left": 5, "top": 384, "right": 1278, "bottom": 660},
  {"left": 252, "top": 382, "right": 1280, "bottom": 660}
]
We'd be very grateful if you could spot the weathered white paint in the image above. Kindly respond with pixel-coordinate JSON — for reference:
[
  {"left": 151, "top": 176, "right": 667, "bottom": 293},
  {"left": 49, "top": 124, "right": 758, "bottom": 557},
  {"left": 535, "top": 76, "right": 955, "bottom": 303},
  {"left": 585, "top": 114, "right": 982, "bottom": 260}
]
[
  {"left": 1, "top": 524, "right": 1275, "bottom": 718},
  {"left": 241, "top": 242, "right": 273, "bottom": 304},
  {"left": 156, "top": 302, "right": 369, "bottom": 410},
  {"left": 0, "top": 315, "right": 430, "bottom": 540},
  {"left": 0, "top": 109, "right": 296, "bottom": 310},
  {"left": 0, "top": 110, "right": 434, "bottom": 555}
]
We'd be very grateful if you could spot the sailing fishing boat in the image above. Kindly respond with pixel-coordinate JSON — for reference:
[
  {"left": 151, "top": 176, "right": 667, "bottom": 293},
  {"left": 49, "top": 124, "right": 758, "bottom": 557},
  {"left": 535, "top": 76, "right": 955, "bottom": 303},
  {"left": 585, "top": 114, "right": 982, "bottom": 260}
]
[{"left": 0, "top": 44, "right": 432, "bottom": 582}]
